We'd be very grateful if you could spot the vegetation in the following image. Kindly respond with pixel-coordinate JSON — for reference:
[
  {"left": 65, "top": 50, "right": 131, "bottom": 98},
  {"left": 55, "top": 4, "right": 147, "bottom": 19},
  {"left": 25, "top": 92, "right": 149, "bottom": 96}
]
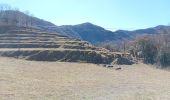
[
  {"left": 130, "top": 34, "right": 170, "bottom": 68},
  {"left": 136, "top": 36, "right": 158, "bottom": 64},
  {"left": 0, "top": 4, "right": 32, "bottom": 27},
  {"left": 0, "top": 4, "right": 170, "bottom": 67}
]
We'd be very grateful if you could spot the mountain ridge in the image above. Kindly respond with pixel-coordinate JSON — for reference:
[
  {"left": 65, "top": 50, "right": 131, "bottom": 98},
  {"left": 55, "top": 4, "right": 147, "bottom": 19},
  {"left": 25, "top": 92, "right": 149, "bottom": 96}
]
[
  {"left": 58, "top": 22, "right": 170, "bottom": 44},
  {"left": 1, "top": 10, "right": 170, "bottom": 45}
]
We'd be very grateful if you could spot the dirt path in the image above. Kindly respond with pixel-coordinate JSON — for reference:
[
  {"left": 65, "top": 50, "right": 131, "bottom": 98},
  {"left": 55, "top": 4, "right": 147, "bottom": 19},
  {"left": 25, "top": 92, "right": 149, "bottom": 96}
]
[{"left": 0, "top": 57, "right": 170, "bottom": 100}]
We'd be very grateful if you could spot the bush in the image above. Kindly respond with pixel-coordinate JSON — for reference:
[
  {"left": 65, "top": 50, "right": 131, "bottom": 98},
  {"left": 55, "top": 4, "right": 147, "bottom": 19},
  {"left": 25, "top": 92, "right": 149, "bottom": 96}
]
[
  {"left": 136, "top": 37, "right": 158, "bottom": 64},
  {"left": 157, "top": 52, "right": 170, "bottom": 68}
]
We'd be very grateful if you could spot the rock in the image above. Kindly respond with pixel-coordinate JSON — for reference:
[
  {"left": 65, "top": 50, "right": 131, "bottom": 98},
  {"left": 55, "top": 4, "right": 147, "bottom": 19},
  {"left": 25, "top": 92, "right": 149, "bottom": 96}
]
[
  {"left": 115, "top": 67, "right": 121, "bottom": 70},
  {"left": 107, "top": 65, "right": 114, "bottom": 67},
  {"left": 112, "top": 57, "right": 134, "bottom": 65}
]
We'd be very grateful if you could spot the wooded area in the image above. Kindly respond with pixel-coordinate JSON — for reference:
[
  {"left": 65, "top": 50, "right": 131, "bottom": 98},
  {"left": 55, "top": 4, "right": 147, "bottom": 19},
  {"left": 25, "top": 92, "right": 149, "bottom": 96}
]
[
  {"left": 129, "top": 34, "right": 170, "bottom": 68},
  {"left": 0, "top": 4, "right": 32, "bottom": 27}
]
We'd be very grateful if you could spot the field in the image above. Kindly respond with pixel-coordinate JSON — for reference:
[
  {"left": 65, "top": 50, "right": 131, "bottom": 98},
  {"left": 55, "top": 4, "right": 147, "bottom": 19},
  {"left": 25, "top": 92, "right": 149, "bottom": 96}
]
[{"left": 0, "top": 57, "right": 170, "bottom": 100}]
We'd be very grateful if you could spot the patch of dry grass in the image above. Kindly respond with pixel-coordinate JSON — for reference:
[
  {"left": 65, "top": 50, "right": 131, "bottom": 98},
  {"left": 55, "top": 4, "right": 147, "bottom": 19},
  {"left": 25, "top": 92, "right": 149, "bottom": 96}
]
[{"left": 0, "top": 57, "right": 170, "bottom": 100}]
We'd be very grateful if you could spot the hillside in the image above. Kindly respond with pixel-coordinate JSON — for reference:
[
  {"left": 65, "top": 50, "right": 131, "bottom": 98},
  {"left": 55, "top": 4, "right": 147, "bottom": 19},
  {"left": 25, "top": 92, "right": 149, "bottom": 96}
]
[
  {"left": 0, "top": 10, "right": 56, "bottom": 28},
  {"left": 1, "top": 10, "right": 170, "bottom": 45},
  {"left": 58, "top": 24, "right": 170, "bottom": 44},
  {"left": 0, "top": 25, "right": 114, "bottom": 64},
  {"left": 58, "top": 23, "right": 118, "bottom": 43},
  {"left": 42, "top": 21, "right": 170, "bottom": 45}
]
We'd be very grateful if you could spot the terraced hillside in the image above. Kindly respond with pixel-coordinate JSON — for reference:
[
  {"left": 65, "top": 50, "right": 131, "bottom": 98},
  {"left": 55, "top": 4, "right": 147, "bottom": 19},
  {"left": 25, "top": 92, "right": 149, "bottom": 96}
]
[{"left": 0, "top": 26, "right": 114, "bottom": 64}]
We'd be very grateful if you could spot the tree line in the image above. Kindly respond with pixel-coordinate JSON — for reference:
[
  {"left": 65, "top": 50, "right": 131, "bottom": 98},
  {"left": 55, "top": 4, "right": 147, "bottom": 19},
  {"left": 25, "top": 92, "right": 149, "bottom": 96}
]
[
  {"left": 102, "top": 32, "right": 170, "bottom": 68},
  {"left": 0, "top": 4, "right": 33, "bottom": 27},
  {"left": 128, "top": 33, "right": 170, "bottom": 68}
]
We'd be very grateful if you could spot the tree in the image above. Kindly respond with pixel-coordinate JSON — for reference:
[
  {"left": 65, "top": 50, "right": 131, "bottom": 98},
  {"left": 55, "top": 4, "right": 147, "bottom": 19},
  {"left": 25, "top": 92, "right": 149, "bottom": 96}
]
[
  {"left": 156, "top": 34, "right": 170, "bottom": 67},
  {"left": 133, "top": 36, "right": 158, "bottom": 64},
  {"left": 0, "top": 4, "right": 12, "bottom": 25}
]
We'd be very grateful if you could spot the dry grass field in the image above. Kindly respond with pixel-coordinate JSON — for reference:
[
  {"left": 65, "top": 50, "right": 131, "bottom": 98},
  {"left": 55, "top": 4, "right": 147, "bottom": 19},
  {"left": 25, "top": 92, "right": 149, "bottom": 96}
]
[{"left": 0, "top": 57, "right": 170, "bottom": 100}]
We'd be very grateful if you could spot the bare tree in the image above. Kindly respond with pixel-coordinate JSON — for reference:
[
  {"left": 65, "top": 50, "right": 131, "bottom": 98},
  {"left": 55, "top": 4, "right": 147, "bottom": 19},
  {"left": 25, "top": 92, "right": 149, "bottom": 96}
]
[{"left": 0, "top": 4, "right": 15, "bottom": 26}]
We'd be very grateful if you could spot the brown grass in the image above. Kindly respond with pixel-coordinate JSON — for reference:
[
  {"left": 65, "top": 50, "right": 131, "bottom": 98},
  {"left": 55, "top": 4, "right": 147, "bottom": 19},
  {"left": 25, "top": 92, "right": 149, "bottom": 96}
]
[{"left": 0, "top": 57, "right": 170, "bottom": 100}]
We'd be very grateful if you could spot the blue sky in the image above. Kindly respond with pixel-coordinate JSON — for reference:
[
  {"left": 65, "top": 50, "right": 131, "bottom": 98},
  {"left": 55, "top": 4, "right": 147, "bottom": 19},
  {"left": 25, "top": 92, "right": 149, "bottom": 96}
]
[{"left": 0, "top": 0, "right": 170, "bottom": 31}]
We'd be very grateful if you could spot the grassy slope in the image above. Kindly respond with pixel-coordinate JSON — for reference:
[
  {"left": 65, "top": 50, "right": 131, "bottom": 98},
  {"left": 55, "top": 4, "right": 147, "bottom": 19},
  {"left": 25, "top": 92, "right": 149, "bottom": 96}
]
[{"left": 0, "top": 57, "right": 170, "bottom": 100}]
